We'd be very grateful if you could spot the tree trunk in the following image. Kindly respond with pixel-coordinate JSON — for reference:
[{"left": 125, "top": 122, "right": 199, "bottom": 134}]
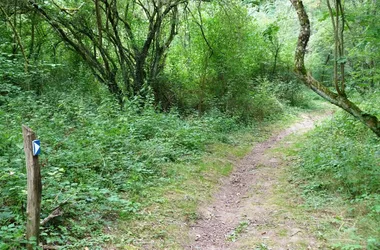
[
  {"left": 28, "top": 12, "right": 36, "bottom": 59},
  {"left": 133, "top": 54, "right": 145, "bottom": 95},
  {"left": 0, "top": 5, "right": 29, "bottom": 72},
  {"left": 290, "top": 0, "right": 380, "bottom": 137},
  {"left": 28, "top": 0, "right": 184, "bottom": 105}
]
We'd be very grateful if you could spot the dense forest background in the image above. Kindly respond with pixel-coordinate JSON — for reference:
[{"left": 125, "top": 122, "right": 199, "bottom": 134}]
[{"left": 1, "top": 0, "right": 379, "bottom": 249}]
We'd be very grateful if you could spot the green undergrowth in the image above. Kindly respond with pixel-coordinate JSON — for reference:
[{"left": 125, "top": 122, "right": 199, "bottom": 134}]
[
  {"left": 0, "top": 84, "right": 318, "bottom": 249},
  {"left": 111, "top": 111, "right": 307, "bottom": 249},
  {"left": 284, "top": 94, "right": 380, "bottom": 249}
]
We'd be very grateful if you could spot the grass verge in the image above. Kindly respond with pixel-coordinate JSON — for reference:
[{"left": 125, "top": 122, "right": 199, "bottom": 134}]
[
  {"left": 272, "top": 108, "right": 380, "bottom": 250},
  {"left": 0, "top": 86, "right": 326, "bottom": 249},
  {"left": 110, "top": 104, "right": 328, "bottom": 249}
]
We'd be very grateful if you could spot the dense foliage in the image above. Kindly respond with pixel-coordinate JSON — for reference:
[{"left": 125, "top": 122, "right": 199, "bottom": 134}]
[
  {"left": 0, "top": 81, "right": 247, "bottom": 248},
  {"left": 0, "top": 0, "right": 379, "bottom": 248},
  {"left": 294, "top": 97, "right": 380, "bottom": 248}
]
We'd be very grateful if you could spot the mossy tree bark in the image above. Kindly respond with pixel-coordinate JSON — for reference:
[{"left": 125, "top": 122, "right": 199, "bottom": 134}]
[{"left": 290, "top": 0, "right": 380, "bottom": 137}]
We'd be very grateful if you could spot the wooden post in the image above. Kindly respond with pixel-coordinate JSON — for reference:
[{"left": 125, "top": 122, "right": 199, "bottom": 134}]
[{"left": 22, "top": 125, "right": 42, "bottom": 250}]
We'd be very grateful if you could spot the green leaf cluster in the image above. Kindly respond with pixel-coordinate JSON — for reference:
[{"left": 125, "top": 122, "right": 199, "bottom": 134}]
[
  {"left": 0, "top": 84, "right": 242, "bottom": 248},
  {"left": 294, "top": 93, "right": 380, "bottom": 248}
]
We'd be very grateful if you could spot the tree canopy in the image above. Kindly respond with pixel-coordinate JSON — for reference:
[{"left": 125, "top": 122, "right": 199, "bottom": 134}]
[{"left": 0, "top": 0, "right": 378, "bottom": 136}]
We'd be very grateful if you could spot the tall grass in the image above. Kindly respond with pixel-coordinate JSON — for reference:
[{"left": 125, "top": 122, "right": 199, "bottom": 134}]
[{"left": 294, "top": 95, "right": 380, "bottom": 248}]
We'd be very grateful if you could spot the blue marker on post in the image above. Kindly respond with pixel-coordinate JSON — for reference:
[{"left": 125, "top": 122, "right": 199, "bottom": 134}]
[{"left": 32, "top": 140, "right": 41, "bottom": 156}]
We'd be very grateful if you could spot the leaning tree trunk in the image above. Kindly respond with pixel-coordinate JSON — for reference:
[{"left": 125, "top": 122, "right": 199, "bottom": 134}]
[{"left": 290, "top": 0, "right": 380, "bottom": 137}]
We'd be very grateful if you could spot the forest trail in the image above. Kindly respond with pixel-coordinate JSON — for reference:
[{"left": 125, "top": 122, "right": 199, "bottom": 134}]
[{"left": 187, "top": 112, "right": 331, "bottom": 250}]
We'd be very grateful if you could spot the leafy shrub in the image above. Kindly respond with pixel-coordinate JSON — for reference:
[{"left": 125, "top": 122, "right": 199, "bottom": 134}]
[
  {"left": 295, "top": 95, "right": 380, "bottom": 247},
  {"left": 298, "top": 111, "right": 380, "bottom": 197},
  {"left": 0, "top": 86, "right": 246, "bottom": 248}
]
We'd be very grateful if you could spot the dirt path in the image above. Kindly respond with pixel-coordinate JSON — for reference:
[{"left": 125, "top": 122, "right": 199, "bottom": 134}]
[{"left": 187, "top": 113, "right": 330, "bottom": 250}]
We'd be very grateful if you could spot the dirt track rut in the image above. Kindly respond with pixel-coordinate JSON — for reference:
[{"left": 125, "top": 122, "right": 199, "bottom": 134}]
[{"left": 187, "top": 113, "right": 330, "bottom": 250}]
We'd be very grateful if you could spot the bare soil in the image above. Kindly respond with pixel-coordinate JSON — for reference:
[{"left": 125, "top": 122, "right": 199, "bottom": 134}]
[{"left": 186, "top": 113, "right": 331, "bottom": 250}]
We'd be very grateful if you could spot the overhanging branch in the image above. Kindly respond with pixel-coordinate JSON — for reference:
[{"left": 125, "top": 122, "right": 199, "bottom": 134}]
[{"left": 290, "top": 0, "right": 380, "bottom": 137}]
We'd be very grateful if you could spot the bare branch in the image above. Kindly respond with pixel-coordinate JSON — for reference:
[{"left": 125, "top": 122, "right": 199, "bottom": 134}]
[
  {"left": 185, "top": 2, "right": 214, "bottom": 57},
  {"left": 40, "top": 207, "right": 63, "bottom": 226}
]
